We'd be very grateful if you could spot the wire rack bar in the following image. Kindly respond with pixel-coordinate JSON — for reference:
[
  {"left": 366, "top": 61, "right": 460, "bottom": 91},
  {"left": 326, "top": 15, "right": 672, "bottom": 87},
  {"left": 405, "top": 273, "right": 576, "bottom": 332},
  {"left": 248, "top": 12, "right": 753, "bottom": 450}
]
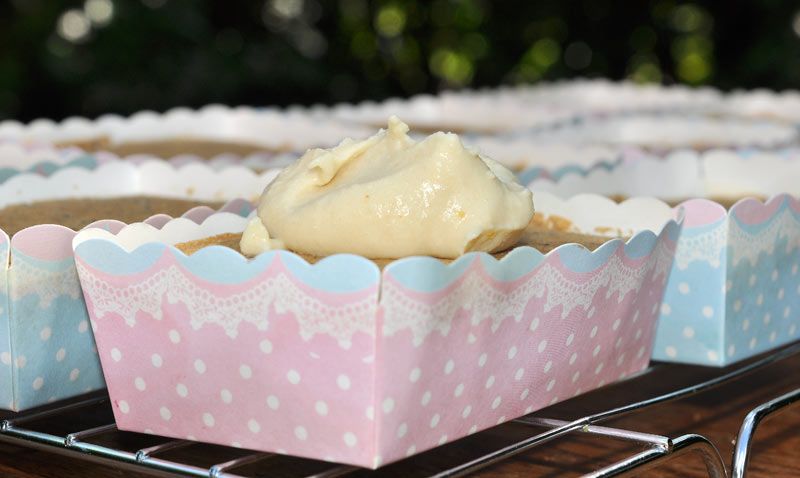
[
  {"left": 731, "top": 387, "right": 800, "bottom": 478},
  {"left": 586, "top": 434, "right": 727, "bottom": 478},
  {"left": 515, "top": 417, "right": 670, "bottom": 446}
]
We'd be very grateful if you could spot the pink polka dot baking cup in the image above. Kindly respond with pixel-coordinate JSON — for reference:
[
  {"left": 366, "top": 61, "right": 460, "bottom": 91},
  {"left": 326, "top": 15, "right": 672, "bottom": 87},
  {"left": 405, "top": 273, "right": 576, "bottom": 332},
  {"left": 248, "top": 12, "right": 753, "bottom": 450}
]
[{"left": 72, "top": 195, "right": 682, "bottom": 468}]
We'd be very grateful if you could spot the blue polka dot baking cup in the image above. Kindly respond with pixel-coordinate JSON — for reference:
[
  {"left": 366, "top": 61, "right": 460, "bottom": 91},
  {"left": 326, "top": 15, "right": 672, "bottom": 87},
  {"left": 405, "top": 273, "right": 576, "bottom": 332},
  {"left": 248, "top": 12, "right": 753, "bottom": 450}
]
[
  {"left": 522, "top": 148, "right": 800, "bottom": 366},
  {"left": 0, "top": 158, "right": 271, "bottom": 411}
]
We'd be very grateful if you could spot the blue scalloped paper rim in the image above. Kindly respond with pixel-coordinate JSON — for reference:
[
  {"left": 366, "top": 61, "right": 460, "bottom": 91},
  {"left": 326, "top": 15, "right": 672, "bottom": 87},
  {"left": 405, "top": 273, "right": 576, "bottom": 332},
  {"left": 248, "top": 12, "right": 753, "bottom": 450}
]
[
  {"left": 75, "top": 217, "right": 681, "bottom": 295},
  {"left": 0, "top": 155, "right": 99, "bottom": 185}
]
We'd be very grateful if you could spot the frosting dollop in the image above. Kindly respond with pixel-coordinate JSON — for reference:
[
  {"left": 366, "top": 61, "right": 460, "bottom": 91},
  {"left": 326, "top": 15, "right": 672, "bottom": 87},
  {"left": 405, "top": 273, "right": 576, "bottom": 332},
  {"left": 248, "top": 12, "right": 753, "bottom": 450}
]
[{"left": 241, "top": 116, "right": 534, "bottom": 259}]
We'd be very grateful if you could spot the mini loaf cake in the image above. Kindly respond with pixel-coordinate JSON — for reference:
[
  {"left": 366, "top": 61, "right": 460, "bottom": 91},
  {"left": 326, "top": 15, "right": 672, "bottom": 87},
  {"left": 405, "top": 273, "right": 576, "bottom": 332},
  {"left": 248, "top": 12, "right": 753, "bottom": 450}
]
[
  {"left": 174, "top": 117, "right": 619, "bottom": 264},
  {"left": 0, "top": 196, "right": 224, "bottom": 236}
]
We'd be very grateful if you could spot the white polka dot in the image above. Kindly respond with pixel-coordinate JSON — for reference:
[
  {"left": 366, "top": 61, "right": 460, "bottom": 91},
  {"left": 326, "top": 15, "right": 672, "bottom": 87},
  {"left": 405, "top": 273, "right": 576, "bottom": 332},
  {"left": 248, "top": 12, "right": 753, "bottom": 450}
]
[
  {"left": 382, "top": 397, "right": 395, "bottom": 414},
  {"left": 259, "top": 339, "right": 272, "bottom": 354},
  {"left": 529, "top": 317, "right": 540, "bottom": 332},
  {"left": 0, "top": 352, "right": 9, "bottom": 365},
  {"left": 239, "top": 364, "right": 252, "bottom": 379},
  {"left": 478, "top": 353, "right": 488, "bottom": 367},
  {"left": 757, "top": 294, "right": 764, "bottom": 305},
  {"left": 595, "top": 363, "right": 604, "bottom": 375},
  {"left": 769, "top": 331, "right": 777, "bottom": 343},
  {"left": 507, "top": 346, "right": 517, "bottom": 359},
  {"left": 118, "top": 400, "right": 130, "bottom": 414},
  {"left": 194, "top": 359, "right": 206, "bottom": 374},
  {"left": 110, "top": 348, "right": 122, "bottom": 362},
  {"left": 520, "top": 388, "right": 529, "bottom": 400},
  {"left": 430, "top": 414, "right": 441, "bottom": 428},
  {"left": 221, "top": 389, "right": 232, "bottom": 404},
  {"left": 791, "top": 325, "right": 797, "bottom": 335},
  {"left": 632, "top": 310, "right": 640, "bottom": 322},
  {"left": 69, "top": 369, "right": 80, "bottom": 381},
  {"left": 665, "top": 346, "right": 677, "bottom": 358},
  {"left": 707, "top": 350, "right": 719, "bottom": 362},
  {"left": 176, "top": 383, "right": 188, "bottom": 397},
  {"left": 267, "top": 395, "right": 280, "bottom": 410},
  {"left": 366, "top": 406, "right": 374, "bottom": 420},
  {"left": 39, "top": 327, "right": 51, "bottom": 341},
  {"left": 569, "top": 352, "right": 578, "bottom": 365},
  {"left": 491, "top": 396, "right": 502, "bottom": 409},
  {"left": 734, "top": 300, "right": 742, "bottom": 312},
  {"left": 202, "top": 413, "right": 215, "bottom": 427},
  {"left": 78, "top": 320, "right": 88, "bottom": 333},
  {"left": 160, "top": 407, "right": 172, "bottom": 421},
  {"left": 168, "top": 330, "right": 181, "bottom": 343},
  {"left": 396, "top": 423, "right": 408, "bottom": 438},
  {"left": 749, "top": 274, "right": 757, "bottom": 286},
  {"left": 726, "top": 279, "right": 733, "bottom": 291},
  {"left": 772, "top": 269, "right": 779, "bottom": 281},
  {"left": 660, "top": 303, "right": 671, "bottom": 315},
  {"left": 134, "top": 377, "right": 146, "bottom": 391},
  {"left": 315, "top": 400, "right": 328, "bottom": 416},
  {"left": 637, "top": 346, "right": 646, "bottom": 359},
  {"left": 728, "top": 345, "right": 736, "bottom": 357},
  {"left": 421, "top": 391, "right": 431, "bottom": 406},
  {"left": 467, "top": 333, "right": 476, "bottom": 344},
  {"left": 409, "top": 367, "right": 421, "bottom": 382},
  {"left": 469, "top": 425, "right": 478, "bottom": 434},
  {"left": 462, "top": 405, "right": 472, "bottom": 418},
  {"left": 612, "top": 318, "right": 621, "bottom": 330},
  {"left": 444, "top": 359, "right": 455, "bottom": 374},
  {"left": 793, "top": 264, "right": 799, "bottom": 275},
  {"left": 406, "top": 445, "right": 417, "bottom": 457},
  {"left": 572, "top": 371, "right": 580, "bottom": 383},
  {"left": 779, "top": 288, "right": 785, "bottom": 300},
  {"left": 743, "top": 319, "right": 750, "bottom": 331},
  {"left": 537, "top": 340, "right": 548, "bottom": 353},
  {"left": 590, "top": 326, "right": 598, "bottom": 338},
  {"left": 250, "top": 419, "right": 262, "bottom": 434},
  {"left": 749, "top": 337, "right": 757, "bottom": 350},
  {"left": 515, "top": 367, "right": 525, "bottom": 380},
  {"left": 702, "top": 306, "right": 714, "bottom": 318},
  {"left": 151, "top": 354, "right": 163, "bottom": 368},
  {"left": 454, "top": 383, "right": 465, "bottom": 397},
  {"left": 678, "top": 282, "right": 690, "bottom": 294},
  {"left": 438, "top": 435, "right": 449, "bottom": 445},
  {"left": 546, "top": 379, "right": 556, "bottom": 391},
  {"left": 683, "top": 326, "right": 695, "bottom": 338},
  {"left": 32, "top": 377, "right": 44, "bottom": 390},
  {"left": 565, "top": 333, "right": 575, "bottom": 346},
  {"left": 287, "top": 369, "right": 301, "bottom": 384},
  {"left": 343, "top": 432, "right": 357, "bottom": 447},
  {"left": 593, "top": 345, "right": 601, "bottom": 357},
  {"left": 763, "top": 313, "right": 771, "bottom": 325},
  {"left": 784, "top": 307, "right": 791, "bottom": 318},
  {"left": 337, "top": 374, "right": 351, "bottom": 390}
]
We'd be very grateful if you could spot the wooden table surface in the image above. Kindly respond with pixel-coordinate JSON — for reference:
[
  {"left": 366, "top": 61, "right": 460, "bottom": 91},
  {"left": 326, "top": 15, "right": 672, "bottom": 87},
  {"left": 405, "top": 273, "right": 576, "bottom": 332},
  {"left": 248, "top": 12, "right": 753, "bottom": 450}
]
[{"left": 1, "top": 349, "right": 798, "bottom": 478}]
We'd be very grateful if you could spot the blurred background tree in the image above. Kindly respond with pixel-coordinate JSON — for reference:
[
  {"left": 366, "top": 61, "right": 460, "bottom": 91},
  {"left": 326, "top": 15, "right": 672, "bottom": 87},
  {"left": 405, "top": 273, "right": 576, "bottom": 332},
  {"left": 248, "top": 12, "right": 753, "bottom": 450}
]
[{"left": 1, "top": 0, "right": 799, "bottom": 121}]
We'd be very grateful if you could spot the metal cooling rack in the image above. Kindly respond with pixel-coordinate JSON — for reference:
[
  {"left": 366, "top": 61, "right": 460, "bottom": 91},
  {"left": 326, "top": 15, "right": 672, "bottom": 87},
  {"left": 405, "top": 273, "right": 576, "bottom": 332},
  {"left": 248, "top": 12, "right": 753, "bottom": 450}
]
[{"left": 1, "top": 342, "right": 799, "bottom": 478}]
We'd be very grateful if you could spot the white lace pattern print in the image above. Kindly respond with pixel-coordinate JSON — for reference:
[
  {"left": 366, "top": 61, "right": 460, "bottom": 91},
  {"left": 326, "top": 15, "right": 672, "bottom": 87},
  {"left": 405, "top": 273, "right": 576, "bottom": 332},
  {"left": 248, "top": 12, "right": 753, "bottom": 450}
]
[
  {"left": 382, "top": 239, "right": 675, "bottom": 346},
  {"left": 76, "top": 262, "right": 377, "bottom": 347},
  {"left": 729, "top": 207, "right": 800, "bottom": 267},
  {"left": 10, "top": 256, "right": 82, "bottom": 307}
]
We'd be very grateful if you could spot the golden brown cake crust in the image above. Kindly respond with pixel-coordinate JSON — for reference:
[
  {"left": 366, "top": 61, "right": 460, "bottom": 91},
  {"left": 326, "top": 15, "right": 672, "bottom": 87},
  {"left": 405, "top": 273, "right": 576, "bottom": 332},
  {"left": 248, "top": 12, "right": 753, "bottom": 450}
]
[
  {"left": 175, "top": 216, "right": 618, "bottom": 267},
  {"left": 0, "top": 196, "right": 224, "bottom": 236}
]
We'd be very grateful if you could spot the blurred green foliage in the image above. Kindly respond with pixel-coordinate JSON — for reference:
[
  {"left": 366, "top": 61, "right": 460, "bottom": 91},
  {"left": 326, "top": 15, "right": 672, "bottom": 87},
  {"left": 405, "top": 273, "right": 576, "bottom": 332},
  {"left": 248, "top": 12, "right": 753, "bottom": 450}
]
[{"left": 1, "top": 0, "right": 799, "bottom": 121}]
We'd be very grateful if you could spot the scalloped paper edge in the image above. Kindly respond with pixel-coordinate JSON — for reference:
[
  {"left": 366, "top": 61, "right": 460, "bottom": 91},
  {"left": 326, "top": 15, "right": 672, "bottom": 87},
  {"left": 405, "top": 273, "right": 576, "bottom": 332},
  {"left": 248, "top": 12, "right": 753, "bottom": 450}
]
[
  {"left": 0, "top": 105, "right": 373, "bottom": 150},
  {"left": 72, "top": 192, "right": 682, "bottom": 281}
]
